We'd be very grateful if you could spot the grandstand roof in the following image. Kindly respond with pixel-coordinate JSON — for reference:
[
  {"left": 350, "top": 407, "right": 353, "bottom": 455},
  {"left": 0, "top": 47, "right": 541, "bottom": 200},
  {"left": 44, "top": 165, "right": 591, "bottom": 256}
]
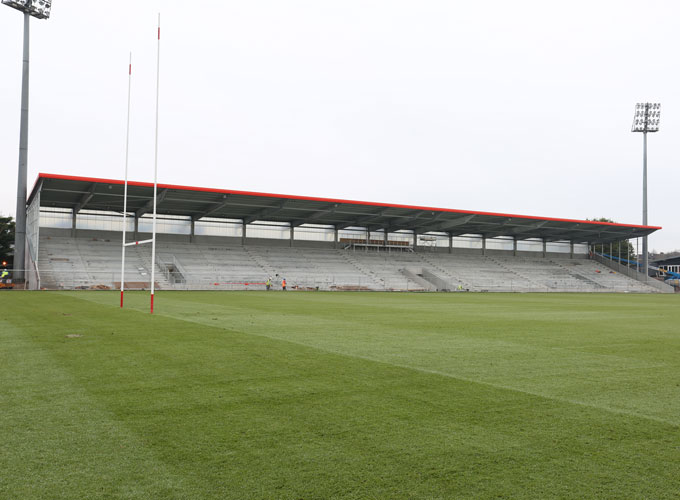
[{"left": 29, "top": 173, "right": 660, "bottom": 243}]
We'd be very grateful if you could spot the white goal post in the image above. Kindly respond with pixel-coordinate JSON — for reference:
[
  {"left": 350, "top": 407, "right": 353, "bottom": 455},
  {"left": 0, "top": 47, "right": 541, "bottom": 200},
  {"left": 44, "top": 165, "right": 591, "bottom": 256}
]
[{"left": 120, "top": 14, "right": 162, "bottom": 314}]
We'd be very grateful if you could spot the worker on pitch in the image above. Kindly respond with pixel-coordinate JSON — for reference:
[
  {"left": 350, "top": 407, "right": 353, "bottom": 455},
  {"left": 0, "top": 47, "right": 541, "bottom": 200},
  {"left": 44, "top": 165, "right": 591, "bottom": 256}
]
[
  {"left": 266, "top": 277, "right": 272, "bottom": 291},
  {"left": 282, "top": 278, "right": 287, "bottom": 291}
]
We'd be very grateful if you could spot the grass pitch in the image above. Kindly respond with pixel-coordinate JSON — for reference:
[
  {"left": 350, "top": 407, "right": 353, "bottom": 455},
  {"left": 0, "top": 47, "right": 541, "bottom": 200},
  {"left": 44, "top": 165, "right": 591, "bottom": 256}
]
[{"left": 1, "top": 291, "right": 679, "bottom": 499}]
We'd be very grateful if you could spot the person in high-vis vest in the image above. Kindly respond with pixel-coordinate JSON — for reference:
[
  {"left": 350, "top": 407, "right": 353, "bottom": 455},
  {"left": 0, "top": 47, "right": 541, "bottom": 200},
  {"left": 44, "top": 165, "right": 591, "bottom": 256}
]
[
  {"left": 0, "top": 269, "right": 8, "bottom": 280},
  {"left": 266, "top": 277, "right": 271, "bottom": 291},
  {"left": 281, "top": 278, "right": 286, "bottom": 291}
]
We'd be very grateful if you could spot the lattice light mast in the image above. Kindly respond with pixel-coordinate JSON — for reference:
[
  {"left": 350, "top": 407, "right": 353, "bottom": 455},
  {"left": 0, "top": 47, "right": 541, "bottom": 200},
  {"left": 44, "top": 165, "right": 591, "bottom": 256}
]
[
  {"left": 631, "top": 102, "right": 660, "bottom": 280},
  {"left": 2, "top": 0, "right": 52, "bottom": 282}
]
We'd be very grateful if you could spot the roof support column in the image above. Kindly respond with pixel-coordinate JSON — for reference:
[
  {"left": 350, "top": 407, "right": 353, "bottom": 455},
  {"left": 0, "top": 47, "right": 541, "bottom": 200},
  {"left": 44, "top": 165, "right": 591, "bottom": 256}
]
[
  {"left": 448, "top": 233, "right": 453, "bottom": 254},
  {"left": 71, "top": 209, "right": 77, "bottom": 238},
  {"left": 290, "top": 225, "right": 294, "bottom": 248},
  {"left": 189, "top": 218, "right": 195, "bottom": 244},
  {"left": 241, "top": 221, "right": 247, "bottom": 246},
  {"left": 570, "top": 241, "right": 574, "bottom": 259},
  {"left": 383, "top": 229, "right": 388, "bottom": 251},
  {"left": 513, "top": 237, "right": 517, "bottom": 257},
  {"left": 412, "top": 231, "right": 417, "bottom": 252},
  {"left": 542, "top": 238, "right": 547, "bottom": 258},
  {"left": 366, "top": 227, "right": 369, "bottom": 252},
  {"left": 334, "top": 227, "right": 338, "bottom": 249},
  {"left": 134, "top": 215, "right": 139, "bottom": 240},
  {"left": 481, "top": 236, "right": 486, "bottom": 256}
]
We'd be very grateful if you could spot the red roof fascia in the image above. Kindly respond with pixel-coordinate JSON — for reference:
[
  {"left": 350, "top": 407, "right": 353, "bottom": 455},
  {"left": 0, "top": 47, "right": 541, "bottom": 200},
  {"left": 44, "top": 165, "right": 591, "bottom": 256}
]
[{"left": 34, "top": 173, "right": 661, "bottom": 231}]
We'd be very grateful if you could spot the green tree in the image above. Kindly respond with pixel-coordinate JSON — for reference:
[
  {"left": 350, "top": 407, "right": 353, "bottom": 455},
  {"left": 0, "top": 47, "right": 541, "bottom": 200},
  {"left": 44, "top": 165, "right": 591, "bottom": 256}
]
[
  {"left": 588, "top": 217, "right": 636, "bottom": 262},
  {"left": 0, "top": 216, "right": 15, "bottom": 266}
]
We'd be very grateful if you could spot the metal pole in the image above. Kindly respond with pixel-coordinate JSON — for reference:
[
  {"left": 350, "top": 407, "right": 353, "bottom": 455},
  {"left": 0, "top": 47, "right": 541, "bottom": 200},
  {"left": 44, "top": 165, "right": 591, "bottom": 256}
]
[
  {"left": 120, "top": 53, "right": 132, "bottom": 308},
  {"left": 150, "top": 14, "right": 161, "bottom": 313},
  {"left": 642, "top": 131, "right": 648, "bottom": 280},
  {"left": 14, "top": 12, "right": 30, "bottom": 281}
]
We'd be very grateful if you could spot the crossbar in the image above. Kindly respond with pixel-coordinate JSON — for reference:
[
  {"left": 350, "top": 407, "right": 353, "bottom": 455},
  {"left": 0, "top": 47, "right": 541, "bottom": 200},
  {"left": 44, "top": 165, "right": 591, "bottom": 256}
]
[{"left": 124, "top": 238, "right": 153, "bottom": 247}]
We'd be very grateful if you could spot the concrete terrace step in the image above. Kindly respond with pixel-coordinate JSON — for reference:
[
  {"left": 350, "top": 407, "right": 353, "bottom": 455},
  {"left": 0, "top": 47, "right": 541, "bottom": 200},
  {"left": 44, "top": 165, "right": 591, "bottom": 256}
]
[{"left": 36, "top": 235, "right": 666, "bottom": 292}]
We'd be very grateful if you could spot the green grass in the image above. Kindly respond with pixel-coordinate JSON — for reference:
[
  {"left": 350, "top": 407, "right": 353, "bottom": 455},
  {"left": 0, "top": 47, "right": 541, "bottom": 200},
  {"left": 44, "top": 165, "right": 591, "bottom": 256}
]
[{"left": 1, "top": 291, "right": 679, "bottom": 499}]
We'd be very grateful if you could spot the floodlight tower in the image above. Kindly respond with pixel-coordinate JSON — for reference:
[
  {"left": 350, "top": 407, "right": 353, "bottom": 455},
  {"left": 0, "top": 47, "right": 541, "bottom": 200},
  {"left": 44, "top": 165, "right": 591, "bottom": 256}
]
[
  {"left": 631, "top": 102, "right": 661, "bottom": 279},
  {"left": 2, "top": 0, "right": 52, "bottom": 281}
]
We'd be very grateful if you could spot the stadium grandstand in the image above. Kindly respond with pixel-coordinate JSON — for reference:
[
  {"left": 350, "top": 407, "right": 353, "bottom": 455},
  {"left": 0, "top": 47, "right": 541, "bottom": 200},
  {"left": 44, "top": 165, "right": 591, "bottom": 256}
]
[{"left": 19, "top": 172, "right": 673, "bottom": 293}]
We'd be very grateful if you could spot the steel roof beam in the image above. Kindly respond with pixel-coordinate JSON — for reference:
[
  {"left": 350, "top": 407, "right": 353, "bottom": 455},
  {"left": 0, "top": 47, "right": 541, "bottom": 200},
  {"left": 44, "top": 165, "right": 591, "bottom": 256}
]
[
  {"left": 335, "top": 208, "right": 397, "bottom": 231},
  {"left": 335, "top": 220, "right": 367, "bottom": 231},
  {"left": 412, "top": 214, "right": 477, "bottom": 234},
  {"left": 135, "top": 189, "right": 169, "bottom": 218},
  {"left": 479, "top": 218, "right": 515, "bottom": 237},
  {"left": 192, "top": 195, "right": 231, "bottom": 221},
  {"left": 290, "top": 203, "right": 339, "bottom": 228},
  {"left": 42, "top": 187, "right": 100, "bottom": 197},
  {"left": 382, "top": 211, "right": 447, "bottom": 233},
  {"left": 381, "top": 211, "right": 430, "bottom": 230},
  {"left": 73, "top": 183, "right": 97, "bottom": 214},
  {"left": 402, "top": 213, "right": 448, "bottom": 234},
  {"left": 483, "top": 220, "right": 549, "bottom": 239},
  {"left": 243, "top": 200, "right": 289, "bottom": 224}
]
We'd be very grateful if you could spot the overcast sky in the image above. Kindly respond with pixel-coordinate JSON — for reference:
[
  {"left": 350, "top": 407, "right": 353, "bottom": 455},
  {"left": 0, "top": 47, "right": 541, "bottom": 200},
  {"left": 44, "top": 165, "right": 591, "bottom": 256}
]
[{"left": 1, "top": 0, "right": 678, "bottom": 251}]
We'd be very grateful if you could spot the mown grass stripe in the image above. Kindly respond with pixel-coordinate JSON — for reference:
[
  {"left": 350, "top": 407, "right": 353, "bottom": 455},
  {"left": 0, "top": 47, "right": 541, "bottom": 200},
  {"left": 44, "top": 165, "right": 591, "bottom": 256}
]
[{"left": 1, "top": 291, "right": 678, "bottom": 499}]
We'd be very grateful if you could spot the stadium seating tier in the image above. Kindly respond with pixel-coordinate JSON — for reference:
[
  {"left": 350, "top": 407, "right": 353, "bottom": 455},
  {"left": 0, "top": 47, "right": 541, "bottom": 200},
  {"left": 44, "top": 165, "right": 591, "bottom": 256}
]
[{"left": 37, "top": 235, "right": 661, "bottom": 293}]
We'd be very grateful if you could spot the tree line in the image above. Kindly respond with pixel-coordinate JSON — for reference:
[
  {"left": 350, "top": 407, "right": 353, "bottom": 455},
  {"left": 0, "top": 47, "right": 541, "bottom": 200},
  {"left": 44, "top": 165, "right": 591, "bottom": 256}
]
[{"left": 1, "top": 216, "right": 14, "bottom": 266}]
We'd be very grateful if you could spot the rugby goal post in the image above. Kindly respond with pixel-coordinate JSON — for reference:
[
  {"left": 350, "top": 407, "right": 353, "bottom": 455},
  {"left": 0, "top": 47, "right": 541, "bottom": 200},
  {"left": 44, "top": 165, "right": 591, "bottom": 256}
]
[{"left": 121, "top": 14, "right": 162, "bottom": 314}]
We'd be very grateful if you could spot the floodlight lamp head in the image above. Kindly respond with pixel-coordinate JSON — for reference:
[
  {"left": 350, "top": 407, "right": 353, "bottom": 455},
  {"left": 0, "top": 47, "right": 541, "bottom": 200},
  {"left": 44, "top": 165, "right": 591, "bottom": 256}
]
[
  {"left": 2, "top": 0, "right": 51, "bottom": 19},
  {"left": 631, "top": 102, "right": 661, "bottom": 133}
]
